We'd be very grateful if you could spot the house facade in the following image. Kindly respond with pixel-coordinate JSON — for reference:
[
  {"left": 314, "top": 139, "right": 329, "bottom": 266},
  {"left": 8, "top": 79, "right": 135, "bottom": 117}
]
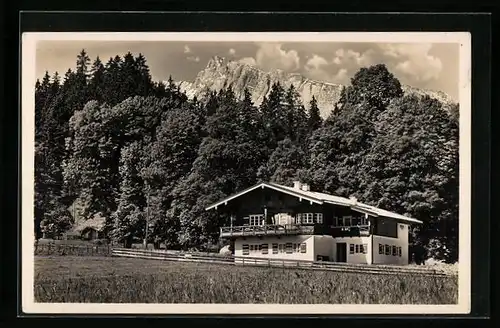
[{"left": 205, "top": 181, "right": 422, "bottom": 265}]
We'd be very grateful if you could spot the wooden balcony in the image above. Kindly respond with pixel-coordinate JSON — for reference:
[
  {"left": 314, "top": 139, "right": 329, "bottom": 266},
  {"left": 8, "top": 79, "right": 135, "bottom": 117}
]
[
  {"left": 220, "top": 224, "right": 371, "bottom": 239},
  {"left": 220, "top": 224, "right": 314, "bottom": 238},
  {"left": 329, "top": 225, "right": 370, "bottom": 237}
]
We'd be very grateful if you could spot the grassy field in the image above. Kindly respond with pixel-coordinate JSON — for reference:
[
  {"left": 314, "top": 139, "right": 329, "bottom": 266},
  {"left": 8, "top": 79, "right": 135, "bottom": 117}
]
[{"left": 34, "top": 255, "right": 458, "bottom": 304}]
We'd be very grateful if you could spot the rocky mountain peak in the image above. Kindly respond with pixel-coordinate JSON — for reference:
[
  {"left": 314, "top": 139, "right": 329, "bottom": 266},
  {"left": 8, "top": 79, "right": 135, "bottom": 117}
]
[
  {"left": 207, "top": 55, "right": 228, "bottom": 69},
  {"left": 174, "top": 56, "right": 457, "bottom": 119}
]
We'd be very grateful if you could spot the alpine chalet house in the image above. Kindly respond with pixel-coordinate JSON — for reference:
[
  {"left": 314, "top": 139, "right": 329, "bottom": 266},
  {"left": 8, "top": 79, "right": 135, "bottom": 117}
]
[{"left": 205, "top": 181, "right": 422, "bottom": 265}]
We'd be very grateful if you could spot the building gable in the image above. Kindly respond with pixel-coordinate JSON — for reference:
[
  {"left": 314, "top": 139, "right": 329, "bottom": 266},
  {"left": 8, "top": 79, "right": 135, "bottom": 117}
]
[{"left": 205, "top": 181, "right": 422, "bottom": 225}]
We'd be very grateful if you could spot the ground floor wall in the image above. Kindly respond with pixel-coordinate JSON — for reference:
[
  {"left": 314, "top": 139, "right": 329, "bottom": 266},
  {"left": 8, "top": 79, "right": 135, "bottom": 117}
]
[
  {"left": 233, "top": 235, "right": 335, "bottom": 262},
  {"left": 313, "top": 235, "right": 335, "bottom": 261},
  {"left": 233, "top": 233, "right": 410, "bottom": 265},
  {"left": 234, "top": 235, "right": 315, "bottom": 261},
  {"left": 372, "top": 235, "right": 408, "bottom": 265},
  {"left": 333, "top": 236, "right": 372, "bottom": 264}
]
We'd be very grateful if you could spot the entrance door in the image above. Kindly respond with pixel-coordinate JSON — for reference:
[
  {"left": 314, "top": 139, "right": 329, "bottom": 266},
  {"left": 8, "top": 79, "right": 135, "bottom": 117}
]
[{"left": 336, "top": 243, "right": 347, "bottom": 262}]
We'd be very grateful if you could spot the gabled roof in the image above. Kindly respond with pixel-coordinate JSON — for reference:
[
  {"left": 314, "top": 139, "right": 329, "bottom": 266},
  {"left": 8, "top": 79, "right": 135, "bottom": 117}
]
[
  {"left": 205, "top": 181, "right": 423, "bottom": 224},
  {"left": 72, "top": 215, "right": 106, "bottom": 233}
]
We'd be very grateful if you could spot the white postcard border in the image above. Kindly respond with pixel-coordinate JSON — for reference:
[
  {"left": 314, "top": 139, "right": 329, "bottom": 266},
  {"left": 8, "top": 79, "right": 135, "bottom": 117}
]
[{"left": 21, "top": 31, "right": 472, "bottom": 315}]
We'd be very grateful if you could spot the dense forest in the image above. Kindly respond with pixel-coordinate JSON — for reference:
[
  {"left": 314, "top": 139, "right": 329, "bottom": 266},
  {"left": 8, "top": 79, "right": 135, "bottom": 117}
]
[{"left": 34, "top": 49, "right": 460, "bottom": 263}]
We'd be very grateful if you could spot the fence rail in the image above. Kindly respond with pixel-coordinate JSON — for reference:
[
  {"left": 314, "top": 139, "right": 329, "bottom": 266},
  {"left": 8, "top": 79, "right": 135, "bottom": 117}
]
[
  {"left": 34, "top": 243, "right": 112, "bottom": 256},
  {"left": 111, "top": 247, "right": 456, "bottom": 277}
]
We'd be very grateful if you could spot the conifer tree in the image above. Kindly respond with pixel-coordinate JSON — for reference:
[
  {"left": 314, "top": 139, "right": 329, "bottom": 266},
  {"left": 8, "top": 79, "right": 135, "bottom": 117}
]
[
  {"left": 260, "top": 81, "right": 287, "bottom": 147},
  {"left": 307, "top": 95, "right": 323, "bottom": 132},
  {"left": 89, "top": 56, "right": 105, "bottom": 102},
  {"left": 135, "top": 53, "right": 154, "bottom": 96}
]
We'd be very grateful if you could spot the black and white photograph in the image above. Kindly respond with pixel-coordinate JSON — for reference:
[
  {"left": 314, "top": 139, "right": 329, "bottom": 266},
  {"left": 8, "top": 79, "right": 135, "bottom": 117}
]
[{"left": 21, "top": 31, "right": 471, "bottom": 314}]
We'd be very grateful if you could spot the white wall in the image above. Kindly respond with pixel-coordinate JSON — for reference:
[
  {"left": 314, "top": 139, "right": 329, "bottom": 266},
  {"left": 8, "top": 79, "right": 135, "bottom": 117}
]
[
  {"left": 313, "top": 235, "right": 334, "bottom": 261},
  {"left": 232, "top": 222, "right": 411, "bottom": 265},
  {"left": 333, "top": 236, "right": 372, "bottom": 264},
  {"left": 372, "top": 223, "right": 409, "bottom": 265},
  {"left": 234, "top": 235, "right": 315, "bottom": 262}
]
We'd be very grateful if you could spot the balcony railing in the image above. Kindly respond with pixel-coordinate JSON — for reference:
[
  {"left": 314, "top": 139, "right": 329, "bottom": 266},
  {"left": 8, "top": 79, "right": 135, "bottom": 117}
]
[
  {"left": 220, "top": 224, "right": 371, "bottom": 238},
  {"left": 220, "top": 224, "right": 314, "bottom": 238},
  {"left": 330, "top": 225, "right": 370, "bottom": 237}
]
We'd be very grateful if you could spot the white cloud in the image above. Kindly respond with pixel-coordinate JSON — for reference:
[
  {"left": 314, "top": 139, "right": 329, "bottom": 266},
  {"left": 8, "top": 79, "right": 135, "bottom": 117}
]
[
  {"left": 300, "top": 48, "right": 376, "bottom": 84},
  {"left": 304, "top": 54, "right": 331, "bottom": 81},
  {"left": 332, "top": 68, "right": 348, "bottom": 82},
  {"left": 256, "top": 43, "right": 300, "bottom": 71},
  {"left": 187, "top": 56, "right": 200, "bottom": 62},
  {"left": 228, "top": 48, "right": 236, "bottom": 55},
  {"left": 239, "top": 57, "right": 257, "bottom": 66},
  {"left": 379, "top": 44, "right": 443, "bottom": 82},
  {"left": 305, "top": 54, "right": 329, "bottom": 70},
  {"left": 184, "top": 45, "right": 191, "bottom": 54},
  {"left": 333, "top": 48, "right": 374, "bottom": 67},
  {"left": 241, "top": 43, "right": 300, "bottom": 72}
]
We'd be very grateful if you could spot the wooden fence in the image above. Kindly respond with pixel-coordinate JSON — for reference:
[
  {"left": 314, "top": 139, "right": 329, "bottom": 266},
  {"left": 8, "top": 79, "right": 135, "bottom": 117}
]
[
  {"left": 34, "top": 243, "right": 112, "bottom": 256},
  {"left": 111, "top": 247, "right": 457, "bottom": 277}
]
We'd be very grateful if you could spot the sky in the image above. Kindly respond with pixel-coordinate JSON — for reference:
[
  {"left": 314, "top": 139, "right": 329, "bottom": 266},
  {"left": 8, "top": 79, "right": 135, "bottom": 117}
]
[{"left": 36, "top": 41, "right": 459, "bottom": 101}]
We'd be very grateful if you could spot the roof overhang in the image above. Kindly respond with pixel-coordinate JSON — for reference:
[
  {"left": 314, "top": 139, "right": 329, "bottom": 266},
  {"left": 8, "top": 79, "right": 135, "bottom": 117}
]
[
  {"left": 204, "top": 181, "right": 423, "bottom": 225},
  {"left": 392, "top": 217, "right": 423, "bottom": 225},
  {"left": 205, "top": 182, "right": 323, "bottom": 211},
  {"left": 350, "top": 205, "right": 380, "bottom": 217}
]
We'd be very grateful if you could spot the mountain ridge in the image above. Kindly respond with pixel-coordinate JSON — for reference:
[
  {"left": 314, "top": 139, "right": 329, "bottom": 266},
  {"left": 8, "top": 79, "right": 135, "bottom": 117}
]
[{"left": 173, "top": 56, "right": 457, "bottom": 118}]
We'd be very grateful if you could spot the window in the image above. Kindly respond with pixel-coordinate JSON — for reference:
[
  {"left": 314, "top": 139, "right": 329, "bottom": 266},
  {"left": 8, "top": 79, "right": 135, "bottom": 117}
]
[
  {"left": 360, "top": 216, "right": 368, "bottom": 226},
  {"left": 385, "top": 244, "right": 391, "bottom": 255},
  {"left": 248, "top": 244, "right": 264, "bottom": 253},
  {"left": 304, "top": 213, "right": 314, "bottom": 224},
  {"left": 392, "top": 245, "right": 397, "bottom": 256},
  {"left": 344, "top": 216, "right": 352, "bottom": 226},
  {"left": 278, "top": 244, "right": 285, "bottom": 253},
  {"left": 285, "top": 243, "right": 293, "bottom": 254},
  {"left": 262, "top": 244, "right": 269, "bottom": 254},
  {"left": 314, "top": 213, "right": 323, "bottom": 224},
  {"left": 249, "top": 214, "right": 264, "bottom": 226},
  {"left": 300, "top": 243, "right": 307, "bottom": 253},
  {"left": 398, "top": 246, "right": 402, "bottom": 257},
  {"left": 378, "top": 244, "right": 383, "bottom": 254},
  {"left": 298, "top": 213, "right": 323, "bottom": 224},
  {"left": 242, "top": 244, "right": 249, "bottom": 255},
  {"left": 350, "top": 244, "right": 368, "bottom": 254},
  {"left": 272, "top": 243, "right": 278, "bottom": 254},
  {"left": 243, "top": 217, "right": 249, "bottom": 225}
]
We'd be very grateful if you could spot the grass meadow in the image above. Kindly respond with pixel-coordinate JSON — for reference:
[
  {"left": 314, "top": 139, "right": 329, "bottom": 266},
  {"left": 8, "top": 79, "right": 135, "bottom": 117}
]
[{"left": 33, "top": 255, "right": 458, "bottom": 304}]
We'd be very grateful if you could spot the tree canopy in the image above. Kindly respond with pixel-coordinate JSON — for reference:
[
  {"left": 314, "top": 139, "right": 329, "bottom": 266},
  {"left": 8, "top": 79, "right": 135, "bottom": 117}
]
[{"left": 35, "top": 53, "right": 459, "bottom": 263}]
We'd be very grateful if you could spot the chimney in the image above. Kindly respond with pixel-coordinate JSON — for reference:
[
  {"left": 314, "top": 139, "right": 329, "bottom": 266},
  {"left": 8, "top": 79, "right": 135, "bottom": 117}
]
[
  {"left": 301, "top": 184, "right": 310, "bottom": 191},
  {"left": 293, "top": 181, "right": 302, "bottom": 190}
]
